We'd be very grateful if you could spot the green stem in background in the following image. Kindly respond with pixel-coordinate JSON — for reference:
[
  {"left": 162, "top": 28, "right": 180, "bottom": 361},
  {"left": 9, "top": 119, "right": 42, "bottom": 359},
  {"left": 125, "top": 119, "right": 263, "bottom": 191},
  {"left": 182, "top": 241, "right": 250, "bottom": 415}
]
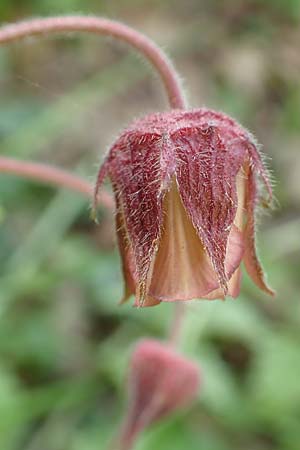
[
  {"left": 0, "top": 16, "right": 186, "bottom": 109},
  {"left": 0, "top": 156, "right": 113, "bottom": 209}
]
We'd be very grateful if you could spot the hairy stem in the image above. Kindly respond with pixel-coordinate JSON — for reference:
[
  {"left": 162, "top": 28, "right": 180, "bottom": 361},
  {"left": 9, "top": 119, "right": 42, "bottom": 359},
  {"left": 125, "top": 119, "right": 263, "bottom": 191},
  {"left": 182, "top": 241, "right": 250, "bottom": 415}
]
[
  {"left": 0, "top": 156, "right": 113, "bottom": 208},
  {"left": 0, "top": 16, "right": 186, "bottom": 109}
]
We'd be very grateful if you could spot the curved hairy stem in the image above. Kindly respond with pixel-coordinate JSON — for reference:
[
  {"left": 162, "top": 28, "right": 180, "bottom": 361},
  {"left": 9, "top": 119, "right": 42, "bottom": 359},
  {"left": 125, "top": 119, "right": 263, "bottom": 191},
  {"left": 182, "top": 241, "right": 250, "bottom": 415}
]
[
  {"left": 0, "top": 156, "right": 113, "bottom": 208},
  {"left": 0, "top": 16, "right": 186, "bottom": 109}
]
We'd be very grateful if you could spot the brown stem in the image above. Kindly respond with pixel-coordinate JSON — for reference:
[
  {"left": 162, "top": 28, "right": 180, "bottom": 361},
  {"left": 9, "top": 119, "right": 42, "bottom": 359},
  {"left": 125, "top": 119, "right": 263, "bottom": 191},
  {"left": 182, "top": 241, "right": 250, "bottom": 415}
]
[
  {"left": 168, "top": 302, "right": 186, "bottom": 346},
  {"left": 0, "top": 156, "right": 113, "bottom": 208},
  {"left": 0, "top": 16, "right": 186, "bottom": 109}
]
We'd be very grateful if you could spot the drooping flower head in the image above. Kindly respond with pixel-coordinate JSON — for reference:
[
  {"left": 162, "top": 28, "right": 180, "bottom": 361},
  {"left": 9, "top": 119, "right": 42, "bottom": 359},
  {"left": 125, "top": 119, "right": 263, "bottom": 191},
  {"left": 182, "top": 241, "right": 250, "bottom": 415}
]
[
  {"left": 95, "top": 108, "right": 274, "bottom": 307},
  {"left": 118, "top": 339, "right": 200, "bottom": 449}
]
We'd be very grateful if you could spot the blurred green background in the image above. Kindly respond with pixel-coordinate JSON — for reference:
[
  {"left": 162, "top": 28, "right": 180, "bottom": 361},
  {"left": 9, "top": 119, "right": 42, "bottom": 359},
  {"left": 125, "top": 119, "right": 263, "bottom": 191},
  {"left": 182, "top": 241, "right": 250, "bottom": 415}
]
[{"left": 0, "top": 1, "right": 300, "bottom": 449}]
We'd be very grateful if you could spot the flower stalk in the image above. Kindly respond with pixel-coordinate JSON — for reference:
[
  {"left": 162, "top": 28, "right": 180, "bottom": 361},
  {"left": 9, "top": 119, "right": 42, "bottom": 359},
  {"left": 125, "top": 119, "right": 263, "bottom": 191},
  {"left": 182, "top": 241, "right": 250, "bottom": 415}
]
[
  {"left": 169, "top": 302, "right": 186, "bottom": 346},
  {"left": 0, "top": 156, "right": 113, "bottom": 208},
  {"left": 0, "top": 16, "right": 186, "bottom": 109}
]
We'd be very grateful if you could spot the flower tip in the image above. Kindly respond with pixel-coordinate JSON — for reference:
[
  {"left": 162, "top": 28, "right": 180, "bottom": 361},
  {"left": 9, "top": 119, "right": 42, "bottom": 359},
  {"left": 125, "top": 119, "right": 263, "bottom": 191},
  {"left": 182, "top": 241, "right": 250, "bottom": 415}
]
[
  {"left": 264, "top": 284, "right": 276, "bottom": 297},
  {"left": 90, "top": 206, "right": 99, "bottom": 224}
]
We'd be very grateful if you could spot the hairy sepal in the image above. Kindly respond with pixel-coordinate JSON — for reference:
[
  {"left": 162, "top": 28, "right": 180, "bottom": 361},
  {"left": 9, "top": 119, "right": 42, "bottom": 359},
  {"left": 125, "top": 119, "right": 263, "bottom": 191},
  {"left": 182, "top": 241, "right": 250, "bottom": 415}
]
[
  {"left": 108, "top": 131, "right": 172, "bottom": 306},
  {"left": 173, "top": 125, "right": 246, "bottom": 294}
]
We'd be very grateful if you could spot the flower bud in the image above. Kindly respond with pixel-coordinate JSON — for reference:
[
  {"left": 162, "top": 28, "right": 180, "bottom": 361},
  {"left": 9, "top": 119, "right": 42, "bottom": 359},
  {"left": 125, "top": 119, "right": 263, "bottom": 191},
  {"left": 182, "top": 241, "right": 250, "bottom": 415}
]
[
  {"left": 95, "top": 108, "right": 274, "bottom": 306},
  {"left": 119, "top": 339, "right": 200, "bottom": 449}
]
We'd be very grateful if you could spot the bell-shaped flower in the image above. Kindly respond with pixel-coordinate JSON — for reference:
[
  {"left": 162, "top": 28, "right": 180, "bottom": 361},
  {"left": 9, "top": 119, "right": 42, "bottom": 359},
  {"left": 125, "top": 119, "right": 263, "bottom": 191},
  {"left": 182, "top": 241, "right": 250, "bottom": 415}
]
[{"left": 95, "top": 108, "right": 274, "bottom": 306}]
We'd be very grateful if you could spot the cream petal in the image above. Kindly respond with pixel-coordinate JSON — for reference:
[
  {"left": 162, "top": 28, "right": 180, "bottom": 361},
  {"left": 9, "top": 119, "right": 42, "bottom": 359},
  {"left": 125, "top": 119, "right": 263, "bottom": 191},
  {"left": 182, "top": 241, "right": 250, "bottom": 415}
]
[
  {"left": 234, "top": 166, "right": 247, "bottom": 231},
  {"left": 225, "top": 224, "right": 244, "bottom": 280},
  {"left": 229, "top": 268, "right": 242, "bottom": 297},
  {"left": 149, "top": 183, "right": 220, "bottom": 302}
]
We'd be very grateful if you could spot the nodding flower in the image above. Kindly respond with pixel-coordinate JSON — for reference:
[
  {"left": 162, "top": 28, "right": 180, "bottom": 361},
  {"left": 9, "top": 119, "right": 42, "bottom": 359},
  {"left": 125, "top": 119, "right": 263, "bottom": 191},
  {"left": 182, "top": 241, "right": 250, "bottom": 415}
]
[
  {"left": 118, "top": 339, "right": 200, "bottom": 449},
  {"left": 94, "top": 108, "right": 275, "bottom": 307}
]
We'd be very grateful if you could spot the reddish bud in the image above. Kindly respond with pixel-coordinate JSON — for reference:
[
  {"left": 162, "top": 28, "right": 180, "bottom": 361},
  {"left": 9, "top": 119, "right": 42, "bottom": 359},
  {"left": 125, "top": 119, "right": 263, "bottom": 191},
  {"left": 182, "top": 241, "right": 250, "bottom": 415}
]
[
  {"left": 95, "top": 108, "right": 275, "bottom": 306},
  {"left": 119, "top": 339, "right": 200, "bottom": 449}
]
